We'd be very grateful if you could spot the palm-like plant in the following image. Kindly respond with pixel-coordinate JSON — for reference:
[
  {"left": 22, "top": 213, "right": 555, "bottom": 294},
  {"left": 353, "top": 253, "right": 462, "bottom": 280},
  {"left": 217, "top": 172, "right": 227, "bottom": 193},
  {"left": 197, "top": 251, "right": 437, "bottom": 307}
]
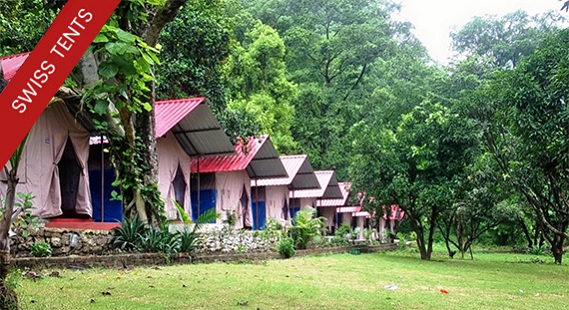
[{"left": 289, "top": 206, "right": 325, "bottom": 249}]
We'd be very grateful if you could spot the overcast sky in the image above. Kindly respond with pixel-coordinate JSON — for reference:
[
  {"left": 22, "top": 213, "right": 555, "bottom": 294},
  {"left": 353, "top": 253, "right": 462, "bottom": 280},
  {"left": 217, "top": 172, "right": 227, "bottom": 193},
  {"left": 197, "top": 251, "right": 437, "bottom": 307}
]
[{"left": 392, "top": 0, "right": 564, "bottom": 64}]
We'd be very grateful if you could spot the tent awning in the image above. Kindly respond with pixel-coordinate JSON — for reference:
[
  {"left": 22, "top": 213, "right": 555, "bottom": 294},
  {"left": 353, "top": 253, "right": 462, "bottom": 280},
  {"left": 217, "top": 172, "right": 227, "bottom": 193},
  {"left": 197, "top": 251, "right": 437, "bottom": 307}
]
[
  {"left": 290, "top": 170, "right": 343, "bottom": 199},
  {"left": 252, "top": 155, "right": 320, "bottom": 190},
  {"left": 337, "top": 206, "right": 361, "bottom": 213},
  {"left": 191, "top": 135, "right": 288, "bottom": 179},
  {"left": 317, "top": 182, "right": 351, "bottom": 207},
  {"left": 155, "top": 98, "right": 235, "bottom": 157}
]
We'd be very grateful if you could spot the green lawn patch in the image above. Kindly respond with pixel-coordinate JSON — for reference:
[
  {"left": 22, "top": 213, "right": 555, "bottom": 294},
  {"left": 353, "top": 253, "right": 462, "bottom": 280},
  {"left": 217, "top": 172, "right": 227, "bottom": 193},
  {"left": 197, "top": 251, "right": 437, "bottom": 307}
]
[{"left": 17, "top": 251, "right": 569, "bottom": 309}]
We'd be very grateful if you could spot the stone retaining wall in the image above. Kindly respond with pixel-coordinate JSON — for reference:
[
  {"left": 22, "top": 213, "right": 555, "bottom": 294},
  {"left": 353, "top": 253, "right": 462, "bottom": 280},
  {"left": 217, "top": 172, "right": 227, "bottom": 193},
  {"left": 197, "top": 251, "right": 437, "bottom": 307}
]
[
  {"left": 10, "top": 225, "right": 281, "bottom": 257},
  {"left": 11, "top": 228, "right": 113, "bottom": 257},
  {"left": 12, "top": 244, "right": 397, "bottom": 270}
]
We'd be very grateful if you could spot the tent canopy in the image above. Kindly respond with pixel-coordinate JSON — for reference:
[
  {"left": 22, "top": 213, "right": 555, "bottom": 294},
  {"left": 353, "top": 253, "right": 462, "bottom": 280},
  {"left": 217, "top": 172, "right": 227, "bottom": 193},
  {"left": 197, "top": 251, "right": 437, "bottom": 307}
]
[
  {"left": 155, "top": 98, "right": 235, "bottom": 157},
  {"left": 191, "top": 135, "right": 288, "bottom": 179},
  {"left": 290, "top": 170, "right": 343, "bottom": 199},
  {"left": 317, "top": 181, "right": 351, "bottom": 207},
  {"left": 252, "top": 155, "right": 320, "bottom": 190}
]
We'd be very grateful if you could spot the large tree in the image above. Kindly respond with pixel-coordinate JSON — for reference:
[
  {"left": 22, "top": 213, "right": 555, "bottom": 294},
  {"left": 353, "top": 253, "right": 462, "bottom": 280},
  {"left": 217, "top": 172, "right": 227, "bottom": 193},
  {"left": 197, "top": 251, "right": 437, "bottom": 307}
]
[
  {"left": 477, "top": 29, "right": 569, "bottom": 263},
  {"left": 240, "top": 0, "right": 403, "bottom": 178},
  {"left": 451, "top": 9, "right": 565, "bottom": 68},
  {"left": 224, "top": 21, "right": 298, "bottom": 152},
  {"left": 1, "top": 0, "right": 200, "bottom": 225}
]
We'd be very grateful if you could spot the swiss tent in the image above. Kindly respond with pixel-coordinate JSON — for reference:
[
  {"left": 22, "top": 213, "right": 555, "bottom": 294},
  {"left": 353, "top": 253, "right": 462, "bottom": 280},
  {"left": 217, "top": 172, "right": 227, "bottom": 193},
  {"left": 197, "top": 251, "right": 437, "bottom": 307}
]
[
  {"left": 289, "top": 170, "right": 343, "bottom": 219},
  {"left": 1, "top": 100, "right": 92, "bottom": 219},
  {"left": 251, "top": 155, "right": 320, "bottom": 226},
  {"left": 316, "top": 181, "right": 352, "bottom": 232},
  {"left": 190, "top": 135, "right": 287, "bottom": 229},
  {"left": 88, "top": 97, "right": 235, "bottom": 221},
  {"left": 1, "top": 52, "right": 93, "bottom": 219}
]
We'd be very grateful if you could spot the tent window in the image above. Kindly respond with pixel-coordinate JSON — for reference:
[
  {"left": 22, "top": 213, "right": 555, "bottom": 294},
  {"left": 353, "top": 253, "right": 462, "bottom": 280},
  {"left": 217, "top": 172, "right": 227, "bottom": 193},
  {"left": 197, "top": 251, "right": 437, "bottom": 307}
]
[
  {"left": 172, "top": 163, "right": 186, "bottom": 209},
  {"left": 58, "top": 137, "right": 81, "bottom": 216}
]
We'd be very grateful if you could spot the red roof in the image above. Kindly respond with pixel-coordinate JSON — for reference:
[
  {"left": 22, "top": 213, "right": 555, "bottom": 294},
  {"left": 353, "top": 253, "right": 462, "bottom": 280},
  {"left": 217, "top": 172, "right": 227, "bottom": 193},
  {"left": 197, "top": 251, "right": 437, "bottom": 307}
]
[
  {"left": 1, "top": 52, "right": 29, "bottom": 80},
  {"left": 155, "top": 98, "right": 204, "bottom": 138},
  {"left": 191, "top": 135, "right": 288, "bottom": 179},
  {"left": 155, "top": 98, "right": 235, "bottom": 157}
]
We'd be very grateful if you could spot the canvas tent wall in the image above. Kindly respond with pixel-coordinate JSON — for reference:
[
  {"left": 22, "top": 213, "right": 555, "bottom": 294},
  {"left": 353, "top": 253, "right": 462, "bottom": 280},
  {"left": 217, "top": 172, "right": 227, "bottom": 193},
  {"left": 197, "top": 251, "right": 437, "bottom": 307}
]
[
  {"left": 290, "top": 170, "right": 343, "bottom": 219},
  {"left": 157, "top": 132, "right": 192, "bottom": 220},
  {"left": 317, "top": 182, "right": 352, "bottom": 233},
  {"left": 191, "top": 135, "right": 288, "bottom": 229},
  {"left": 1, "top": 101, "right": 92, "bottom": 219},
  {"left": 252, "top": 155, "right": 320, "bottom": 225},
  {"left": 88, "top": 97, "right": 235, "bottom": 222}
]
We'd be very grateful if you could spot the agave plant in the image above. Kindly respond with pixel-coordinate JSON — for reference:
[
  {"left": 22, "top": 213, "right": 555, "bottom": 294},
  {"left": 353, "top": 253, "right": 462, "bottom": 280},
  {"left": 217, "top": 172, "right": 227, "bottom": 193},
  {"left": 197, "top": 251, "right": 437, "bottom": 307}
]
[{"left": 110, "top": 214, "right": 145, "bottom": 251}]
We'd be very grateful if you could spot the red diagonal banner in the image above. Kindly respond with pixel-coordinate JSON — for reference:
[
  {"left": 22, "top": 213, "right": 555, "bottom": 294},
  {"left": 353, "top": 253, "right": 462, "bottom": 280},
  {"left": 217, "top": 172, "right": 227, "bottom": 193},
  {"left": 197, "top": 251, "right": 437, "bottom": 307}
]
[{"left": 0, "top": 0, "right": 121, "bottom": 167}]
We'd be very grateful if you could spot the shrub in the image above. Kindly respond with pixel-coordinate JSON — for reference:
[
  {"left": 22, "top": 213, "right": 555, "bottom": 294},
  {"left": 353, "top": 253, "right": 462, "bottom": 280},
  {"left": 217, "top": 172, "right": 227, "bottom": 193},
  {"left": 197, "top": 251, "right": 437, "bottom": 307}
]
[
  {"left": 140, "top": 226, "right": 181, "bottom": 254},
  {"left": 277, "top": 237, "right": 296, "bottom": 258},
  {"left": 289, "top": 207, "right": 325, "bottom": 250},
  {"left": 110, "top": 214, "right": 145, "bottom": 251},
  {"left": 30, "top": 241, "right": 52, "bottom": 257},
  {"left": 329, "top": 235, "right": 349, "bottom": 247},
  {"left": 110, "top": 209, "right": 219, "bottom": 255},
  {"left": 335, "top": 224, "right": 353, "bottom": 239},
  {"left": 260, "top": 218, "right": 285, "bottom": 239}
]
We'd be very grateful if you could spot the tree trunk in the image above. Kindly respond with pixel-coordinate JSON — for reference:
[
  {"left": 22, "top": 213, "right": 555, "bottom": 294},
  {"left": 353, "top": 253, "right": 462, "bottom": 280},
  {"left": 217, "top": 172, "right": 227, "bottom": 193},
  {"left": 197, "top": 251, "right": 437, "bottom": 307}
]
[
  {"left": 410, "top": 217, "right": 429, "bottom": 260},
  {"left": 0, "top": 171, "right": 18, "bottom": 309},
  {"left": 520, "top": 219, "right": 533, "bottom": 250},
  {"left": 551, "top": 235, "right": 564, "bottom": 264}
]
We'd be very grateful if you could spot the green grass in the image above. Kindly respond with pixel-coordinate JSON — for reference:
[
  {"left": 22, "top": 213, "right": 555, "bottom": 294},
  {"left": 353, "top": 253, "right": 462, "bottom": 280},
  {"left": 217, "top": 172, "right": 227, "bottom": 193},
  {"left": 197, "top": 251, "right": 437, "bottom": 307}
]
[{"left": 15, "top": 250, "right": 569, "bottom": 309}]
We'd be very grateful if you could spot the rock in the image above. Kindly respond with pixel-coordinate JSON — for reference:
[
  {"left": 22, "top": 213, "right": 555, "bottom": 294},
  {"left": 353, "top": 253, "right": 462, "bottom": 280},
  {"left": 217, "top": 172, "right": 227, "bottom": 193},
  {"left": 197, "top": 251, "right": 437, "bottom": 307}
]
[{"left": 51, "top": 237, "right": 62, "bottom": 248}]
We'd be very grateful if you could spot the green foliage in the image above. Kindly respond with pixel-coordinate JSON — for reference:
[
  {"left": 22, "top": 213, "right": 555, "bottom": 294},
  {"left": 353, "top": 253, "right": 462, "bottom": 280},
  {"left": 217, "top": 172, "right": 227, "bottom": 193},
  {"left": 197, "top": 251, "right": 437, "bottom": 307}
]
[
  {"left": 173, "top": 200, "right": 191, "bottom": 224},
  {"left": 289, "top": 207, "right": 325, "bottom": 250},
  {"left": 139, "top": 226, "right": 181, "bottom": 254},
  {"left": 451, "top": 10, "right": 565, "bottom": 68},
  {"left": 335, "top": 224, "right": 353, "bottom": 238},
  {"left": 328, "top": 235, "right": 349, "bottom": 247},
  {"left": 5, "top": 269, "right": 22, "bottom": 291},
  {"left": 157, "top": 0, "right": 232, "bottom": 110},
  {"left": 0, "top": 0, "right": 57, "bottom": 55},
  {"left": 223, "top": 210, "right": 237, "bottom": 227},
  {"left": 224, "top": 21, "right": 298, "bottom": 152},
  {"left": 110, "top": 210, "right": 219, "bottom": 255},
  {"left": 276, "top": 237, "right": 296, "bottom": 258},
  {"left": 82, "top": 17, "right": 167, "bottom": 224},
  {"left": 259, "top": 218, "right": 285, "bottom": 240},
  {"left": 11, "top": 192, "right": 38, "bottom": 238},
  {"left": 110, "top": 214, "right": 146, "bottom": 251},
  {"left": 30, "top": 242, "right": 52, "bottom": 258}
]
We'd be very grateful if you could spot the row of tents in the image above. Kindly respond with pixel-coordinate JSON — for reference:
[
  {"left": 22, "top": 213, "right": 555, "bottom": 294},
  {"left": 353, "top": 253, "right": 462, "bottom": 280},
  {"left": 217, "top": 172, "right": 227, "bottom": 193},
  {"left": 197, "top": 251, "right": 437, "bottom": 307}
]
[{"left": 1, "top": 52, "right": 404, "bottom": 234}]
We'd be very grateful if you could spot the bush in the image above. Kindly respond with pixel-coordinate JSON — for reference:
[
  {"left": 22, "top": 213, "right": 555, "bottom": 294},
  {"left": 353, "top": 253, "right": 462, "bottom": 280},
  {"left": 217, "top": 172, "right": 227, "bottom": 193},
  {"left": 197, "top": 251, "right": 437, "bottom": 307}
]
[
  {"left": 30, "top": 241, "right": 52, "bottom": 257},
  {"left": 277, "top": 237, "right": 296, "bottom": 258},
  {"left": 289, "top": 206, "right": 325, "bottom": 249},
  {"left": 110, "top": 214, "right": 145, "bottom": 251},
  {"left": 109, "top": 209, "right": 219, "bottom": 255}
]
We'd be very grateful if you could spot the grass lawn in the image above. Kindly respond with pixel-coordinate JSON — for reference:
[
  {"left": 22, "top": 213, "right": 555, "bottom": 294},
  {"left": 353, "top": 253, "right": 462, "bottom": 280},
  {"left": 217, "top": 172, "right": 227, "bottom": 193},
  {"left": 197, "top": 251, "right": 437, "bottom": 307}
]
[{"left": 15, "top": 249, "right": 569, "bottom": 309}]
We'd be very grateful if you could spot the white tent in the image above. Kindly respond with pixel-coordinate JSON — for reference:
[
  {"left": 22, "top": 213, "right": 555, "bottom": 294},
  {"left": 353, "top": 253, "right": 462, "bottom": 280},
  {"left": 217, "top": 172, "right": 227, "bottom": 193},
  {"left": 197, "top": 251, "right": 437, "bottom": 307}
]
[{"left": 1, "top": 101, "right": 92, "bottom": 218}]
